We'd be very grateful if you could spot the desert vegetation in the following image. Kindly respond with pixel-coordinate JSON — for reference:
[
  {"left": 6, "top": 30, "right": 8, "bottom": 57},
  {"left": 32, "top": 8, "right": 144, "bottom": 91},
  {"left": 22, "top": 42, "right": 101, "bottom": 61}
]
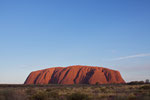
[{"left": 0, "top": 84, "right": 150, "bottom": 100}]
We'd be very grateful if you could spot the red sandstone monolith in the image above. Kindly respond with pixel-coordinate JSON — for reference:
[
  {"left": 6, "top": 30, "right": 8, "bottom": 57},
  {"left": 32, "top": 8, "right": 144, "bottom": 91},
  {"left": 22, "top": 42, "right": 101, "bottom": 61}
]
[{"left": 24, "top": 65, "right": 125, "bottom": 84}]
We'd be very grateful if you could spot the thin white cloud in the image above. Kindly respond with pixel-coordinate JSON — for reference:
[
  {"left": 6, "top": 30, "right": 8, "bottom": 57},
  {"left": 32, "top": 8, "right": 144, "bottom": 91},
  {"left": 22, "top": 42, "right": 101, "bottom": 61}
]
[{"left": 113, "top": 53, "right": 150, "bottom": 60}]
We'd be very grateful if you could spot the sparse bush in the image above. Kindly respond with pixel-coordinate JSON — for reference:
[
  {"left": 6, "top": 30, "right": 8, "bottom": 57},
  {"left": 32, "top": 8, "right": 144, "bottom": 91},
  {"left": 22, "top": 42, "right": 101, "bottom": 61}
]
[
  {"left": 99, "top": 87, "right": 108, "bottom": 93},
  {"left": 2, "top": 89, "right": 15, "bottom": 100},
  {"left": 26, "top": 88, "right": 37, "bottom": 95},
  {"left": 114, "top": 95, "right": 128, "bottom": 100},
  {"left": 67, "top": 92, "right": 90, "bottom": 100},
  {"left": 29, "top": 91, "right": 48, "bottom": 100},
  {"left": 139, "top": 85, "right": 150, "bottom": 90},
  {"left": 98, "top": 93, "right": 110, "bottom": 99},
  {"left": 47, "top": 91, "right": 59, "bottom": 99},
  {"left": 92, "top": 88, "right": 100, "bottom": 94},
  {"left": 0, "top": 95, "right": 5, "bottom": 100},
  {"left": 0, "top": 89, "right": 27, "bottom": 100},
  {"left": 46, "top": 88, "right": 53, "bottom": 92},
  {"left": 0, "top": 84, "right": 150, "bottom": 100},
  {"left": 128, "top": 93, "right": 136, "bottom": 100}
]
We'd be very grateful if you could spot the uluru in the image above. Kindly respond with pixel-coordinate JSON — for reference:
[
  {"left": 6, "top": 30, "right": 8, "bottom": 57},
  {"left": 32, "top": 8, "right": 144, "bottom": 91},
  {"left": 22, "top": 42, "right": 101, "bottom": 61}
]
[{"left": 24, "top": 65, "right": 125, "bottom": 85}]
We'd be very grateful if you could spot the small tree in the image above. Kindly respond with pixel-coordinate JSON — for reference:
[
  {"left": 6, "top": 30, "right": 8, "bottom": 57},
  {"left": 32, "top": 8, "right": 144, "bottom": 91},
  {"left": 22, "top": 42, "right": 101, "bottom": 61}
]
[
  {"left": 95, "top": 82, "right": 100, "bottom": 85},
  {"left": 145, "top": 79, "right": 150, "bottom": 84}
]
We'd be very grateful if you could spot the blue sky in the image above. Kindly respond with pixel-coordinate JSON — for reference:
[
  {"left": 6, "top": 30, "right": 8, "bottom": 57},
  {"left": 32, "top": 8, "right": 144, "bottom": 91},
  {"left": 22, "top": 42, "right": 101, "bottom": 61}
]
[{"left": 0, "top": 0, "right": 150, "bottom": 84}]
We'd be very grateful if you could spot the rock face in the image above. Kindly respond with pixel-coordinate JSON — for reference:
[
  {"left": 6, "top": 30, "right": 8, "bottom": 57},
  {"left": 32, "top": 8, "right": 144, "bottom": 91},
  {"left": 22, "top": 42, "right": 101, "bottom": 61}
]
[{"left": 24, "top": 65, "right": 125, "bottom": 84}]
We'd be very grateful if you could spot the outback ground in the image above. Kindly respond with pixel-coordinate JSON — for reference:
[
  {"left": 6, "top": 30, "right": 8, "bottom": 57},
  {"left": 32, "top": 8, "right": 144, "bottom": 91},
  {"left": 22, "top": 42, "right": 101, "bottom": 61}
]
[{"left": 0, "top": 84, "right": 150, "bottom": 100}]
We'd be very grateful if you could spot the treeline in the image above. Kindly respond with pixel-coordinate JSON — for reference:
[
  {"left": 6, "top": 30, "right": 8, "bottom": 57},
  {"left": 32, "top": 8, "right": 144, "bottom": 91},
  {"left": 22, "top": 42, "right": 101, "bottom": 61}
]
[{"left": 127, "top": 79, "right": 150, "bottom": 85}]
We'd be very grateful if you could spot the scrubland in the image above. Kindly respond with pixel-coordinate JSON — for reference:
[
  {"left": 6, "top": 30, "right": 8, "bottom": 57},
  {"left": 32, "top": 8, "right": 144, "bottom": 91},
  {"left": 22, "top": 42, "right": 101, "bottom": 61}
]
[{"left": 0, "top": 84, "right": 150, "bottom": 100}]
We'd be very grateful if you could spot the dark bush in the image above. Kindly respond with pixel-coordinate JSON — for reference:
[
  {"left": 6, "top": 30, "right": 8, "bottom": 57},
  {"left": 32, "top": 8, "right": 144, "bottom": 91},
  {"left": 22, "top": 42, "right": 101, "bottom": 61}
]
[
  {"left": 145, "top": 79, "right": 150, "bottom": 84},
  {"left": 46, "top": 88, "right": 53, "bottom": 92},
  {"left": 95, "top": 82, "right": 100, "bottom": 85},
  {"left": 67, "top": 92, "right": 90, "bottom": 100}
]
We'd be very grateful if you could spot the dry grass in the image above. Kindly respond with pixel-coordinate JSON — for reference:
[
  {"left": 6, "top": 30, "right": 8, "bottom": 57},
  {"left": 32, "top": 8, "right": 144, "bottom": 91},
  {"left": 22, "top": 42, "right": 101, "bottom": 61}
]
[{"left": 0, "top": 84, "right": 150, "bottom": 100}]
